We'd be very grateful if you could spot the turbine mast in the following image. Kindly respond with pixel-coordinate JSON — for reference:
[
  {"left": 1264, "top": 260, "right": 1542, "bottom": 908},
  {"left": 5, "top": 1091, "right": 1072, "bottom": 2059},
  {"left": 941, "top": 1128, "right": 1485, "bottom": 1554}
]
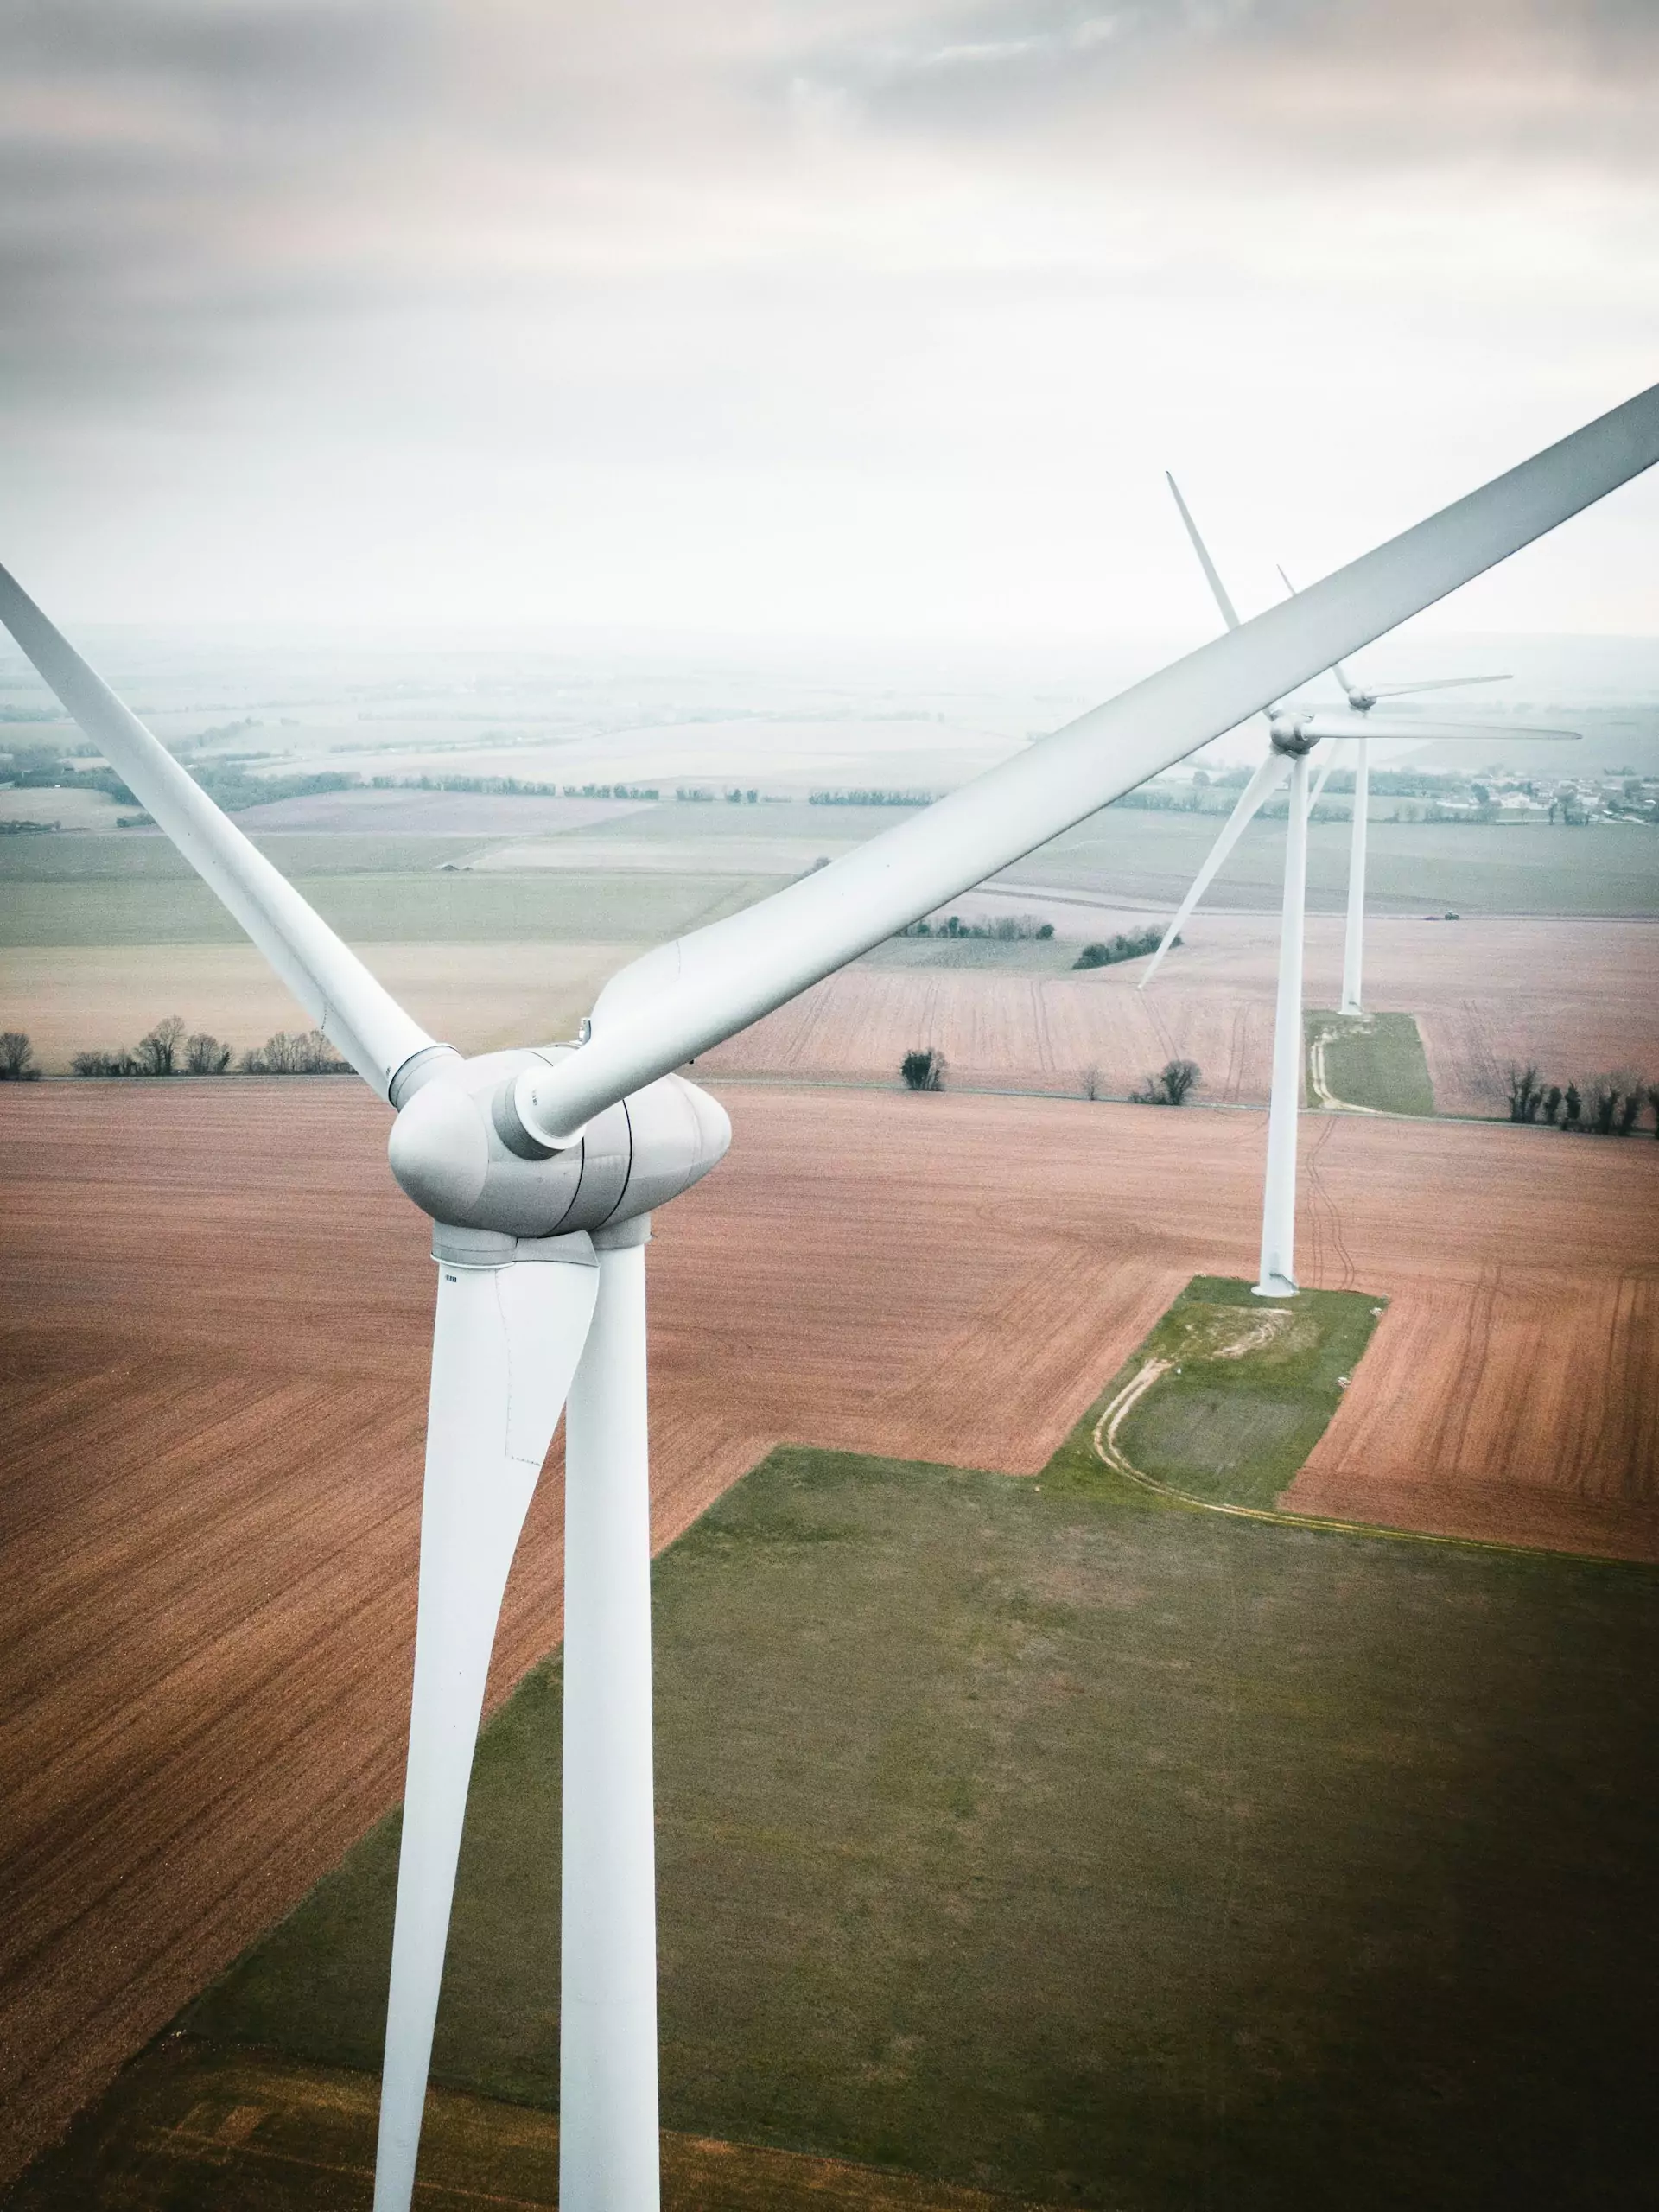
[
  {"left": 1341, "top": 737, "right": 1370, "bottom": 1017},
  {"left": 1256, "top": 753, "right": 1309, "bottom": 1298},
  {"left": 561, "top": 1218, "right": 663, "bottom": 2212}
]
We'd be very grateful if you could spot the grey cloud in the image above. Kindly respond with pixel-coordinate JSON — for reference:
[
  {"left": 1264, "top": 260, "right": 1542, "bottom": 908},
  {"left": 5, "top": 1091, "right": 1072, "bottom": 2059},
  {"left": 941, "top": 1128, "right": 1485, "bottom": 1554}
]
[
  {"left": 0, "top": 1, "right": 435, "bottom": 389},
  {"left": 777, "top": 0, "right": 1659, "bottom": 169}
]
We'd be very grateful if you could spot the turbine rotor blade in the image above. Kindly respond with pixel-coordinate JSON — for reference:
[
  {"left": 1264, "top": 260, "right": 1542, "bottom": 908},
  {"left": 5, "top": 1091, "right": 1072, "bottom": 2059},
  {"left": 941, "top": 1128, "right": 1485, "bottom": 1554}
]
[
  {"left": 1308, "top": 740, "right": 1347, "bottom": 814},
  {"left": 1363, "top": 674, "right": 1510, "bottom": 698},
  {"left": 1287, "top": 714, "right": 1578, "bottom": 743},
  {"left": 1167, "top": 472, "right": 1243, "bottom": 631},
  {"left": 1139, "top": 749, "right": 1291, "bottom": 988},
  {"left": 372, "top": 1234, "right": 600, "bottom": 2212},
  {"left": 0, "top": 564, "right": 441, "bottom": 1101},
  {"left": 1278, "top": 563, "right": 1359, "bottom": 701}
]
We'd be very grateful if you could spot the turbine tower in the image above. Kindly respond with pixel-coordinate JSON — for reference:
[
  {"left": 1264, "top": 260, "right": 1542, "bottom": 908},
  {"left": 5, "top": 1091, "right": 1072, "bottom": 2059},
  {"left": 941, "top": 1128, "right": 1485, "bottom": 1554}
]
[
  {"left": 3, "top": 383, "right": 1654, "bottom": 2210},
  {"left": 1147, "top": 479, "right": 1576, "bottom": 1294}
]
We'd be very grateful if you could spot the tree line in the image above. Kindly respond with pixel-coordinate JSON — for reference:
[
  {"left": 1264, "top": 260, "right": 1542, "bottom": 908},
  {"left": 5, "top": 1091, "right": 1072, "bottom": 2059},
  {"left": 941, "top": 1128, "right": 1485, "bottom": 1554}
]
[
  {"left": 899, "top": 914, "right": 1055, "bottom": 941},
  {"left": 2, "top": 1015, "right": 357, "bottom": 1080},
  {"left": 810, "top": 789, "right": 935, "bottom": 807},
  {"left": 1506, "top": 1065, "right": 1657, "bottom": 1136}
]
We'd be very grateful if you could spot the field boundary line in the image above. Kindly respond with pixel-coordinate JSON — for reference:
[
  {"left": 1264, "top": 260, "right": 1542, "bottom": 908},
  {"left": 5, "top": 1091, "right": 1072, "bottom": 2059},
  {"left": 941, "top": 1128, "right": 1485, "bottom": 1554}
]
[{"left": 1088, "top": 1363, "right": 1636, "bottom": 1567}]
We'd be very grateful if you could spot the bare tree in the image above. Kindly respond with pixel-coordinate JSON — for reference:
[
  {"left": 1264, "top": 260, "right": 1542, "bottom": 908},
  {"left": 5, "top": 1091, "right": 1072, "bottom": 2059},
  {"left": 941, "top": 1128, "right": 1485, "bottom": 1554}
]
[
  {"left": 1160, "top": 1058, "right": 1201, "bottom": 1106},
  {"left": 185, "top": 1032, "right": 233, "bottom": 1075},
  {"left": 1130, "top": 1058, "right": 1201, "bottom": 1106},
  {"left": 1588, "top": 1078, "right": 1621, "bottom": 1136},
  {"left": 900, "top": 1047, "right": 945, "bottom": 1092},
  {"left": 1505, "top": 1065, "right": 1546, "bottom": 1122},
  {"left": 0, "top": 1031, "right": 40, "bottom": 1081},
  {"left": 1617, "top": 1090, "right": 1643, "bottom": 1136},
  {"left": 1079, "top": 1065, "right": 1103, "bottom": 1102},
  {"left": 136, "top": 1015, "right": 187, "bottom": 1077},
  {"left": 1541, "top": 1084, "right": 1563, "bottom": 1126}
]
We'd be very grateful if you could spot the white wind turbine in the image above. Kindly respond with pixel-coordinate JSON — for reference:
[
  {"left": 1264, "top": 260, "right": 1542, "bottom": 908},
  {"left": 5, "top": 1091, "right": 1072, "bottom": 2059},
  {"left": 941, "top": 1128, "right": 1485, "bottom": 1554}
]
[
  {"left": 3, "top": 384, "right": 1654, "bottom": 2212},
  {"left": 1142, "top": 475, "right": 1577, "bottom": 1295}
]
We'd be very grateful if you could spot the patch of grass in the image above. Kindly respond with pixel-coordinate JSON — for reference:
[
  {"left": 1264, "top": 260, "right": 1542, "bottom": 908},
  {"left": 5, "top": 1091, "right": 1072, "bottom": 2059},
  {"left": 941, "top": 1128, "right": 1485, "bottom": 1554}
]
[
  {"left": 0, "top": 870, "right": 786, "bottom": 947},
  {"left": 134, "top": 1430, "right": 1659, "bottom": 2212},
  {"left": 1306, "top": 1010, "right": 1436, "bottom": 1116},
  {"left": 1107, "top": 1274, "right": 1384, "bottom": 1510}
]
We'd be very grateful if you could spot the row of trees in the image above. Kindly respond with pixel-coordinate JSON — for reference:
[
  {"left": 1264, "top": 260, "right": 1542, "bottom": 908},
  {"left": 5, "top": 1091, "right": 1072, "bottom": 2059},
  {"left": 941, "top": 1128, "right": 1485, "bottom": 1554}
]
[
  {"left": 1506, "top": 1065, "right": 1656, "bottom": 1135},
  {"left": 899, "top": 914, "right": 1055, "bottom": 941},
  {"left": 810, "top": 788, "right": 935, "bottom": 807},
  {"left": 1074, "top": 928, "right": 1176, "bottom": 970},
  {"left": 65, "top": 1016, "right": 350, "bottom": 1079}
]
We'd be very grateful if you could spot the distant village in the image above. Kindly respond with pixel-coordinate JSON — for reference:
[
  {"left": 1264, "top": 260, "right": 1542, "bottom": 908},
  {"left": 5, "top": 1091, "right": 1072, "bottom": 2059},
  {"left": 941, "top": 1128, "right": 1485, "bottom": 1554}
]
[
  {"left": 1401, "top": 772, "right": 1659, "bottom": 826},
  {"left": 1131, "top": 760, "right": 1659, "bottom": 827}
]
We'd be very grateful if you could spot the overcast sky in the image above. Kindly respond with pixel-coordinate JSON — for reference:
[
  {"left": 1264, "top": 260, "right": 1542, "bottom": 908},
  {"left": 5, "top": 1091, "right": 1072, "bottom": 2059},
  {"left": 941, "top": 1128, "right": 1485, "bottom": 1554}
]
[{"left": 1, "top": 0, "right": 1655, "bottom": 650}]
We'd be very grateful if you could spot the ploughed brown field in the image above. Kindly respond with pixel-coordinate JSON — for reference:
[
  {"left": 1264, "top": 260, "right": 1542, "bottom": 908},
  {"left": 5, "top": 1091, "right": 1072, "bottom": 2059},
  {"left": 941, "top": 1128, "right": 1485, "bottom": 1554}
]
[
  {"left": 702, "top": 914, "right": 1659, "bottom": 1116},
  {"left": 9, "top": 918, "right": 1656, "bottom": 1115},
  {"left": 2, "top": 1080, "right": 1656, "bottom": 2185}
]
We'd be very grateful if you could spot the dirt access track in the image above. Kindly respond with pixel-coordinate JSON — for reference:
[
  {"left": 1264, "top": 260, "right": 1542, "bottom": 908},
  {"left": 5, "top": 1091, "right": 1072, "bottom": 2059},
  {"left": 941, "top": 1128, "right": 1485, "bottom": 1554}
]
[{"left": 2, "top": 1080, "right": 1656, "bottom": 2184}]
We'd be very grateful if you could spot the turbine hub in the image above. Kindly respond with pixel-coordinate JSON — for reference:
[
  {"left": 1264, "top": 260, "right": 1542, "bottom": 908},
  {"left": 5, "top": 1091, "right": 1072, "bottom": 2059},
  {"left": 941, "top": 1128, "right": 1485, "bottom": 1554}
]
[
  {"left": 388, "top": 1046, "right": 730, "bottom": 1240},
  {"left": 1268, "top": 714, "right": 1319, "bottom": 757}
]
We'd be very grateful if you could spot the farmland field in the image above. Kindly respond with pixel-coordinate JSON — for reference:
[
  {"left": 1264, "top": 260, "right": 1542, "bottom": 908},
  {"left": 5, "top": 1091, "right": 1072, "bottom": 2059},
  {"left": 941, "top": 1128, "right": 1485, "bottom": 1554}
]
[
  {"left": 0, "top": 787, "right": 124, "bottom": 831},
  {"left": 0, "top": 944, "right": 632, "bottom": 1071},
  {"left": 702, "top": 914, "right": 1659, "bottom": 1118},
  {"left": 999, "top": 810, "right": 1659, "bottom": 917},
  {"left": 229, "top": 791, "right": 651, "bottom": 835},
  {"left": 22, "top": 1438, "right": 1659, "bottom": 2210},
  {"left": 0, "top": 868, "right": 785, "bottom": 949},
  {"left": 2, "top": 1082, "right": 1656, "bottom": 2187}
]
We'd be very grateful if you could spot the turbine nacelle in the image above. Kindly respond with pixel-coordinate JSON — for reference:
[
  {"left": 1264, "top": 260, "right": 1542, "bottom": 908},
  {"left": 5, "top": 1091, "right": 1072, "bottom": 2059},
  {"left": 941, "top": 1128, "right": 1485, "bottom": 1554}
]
[{"left": 388, "top": 1046, "right": 730, "bottom": 1241}]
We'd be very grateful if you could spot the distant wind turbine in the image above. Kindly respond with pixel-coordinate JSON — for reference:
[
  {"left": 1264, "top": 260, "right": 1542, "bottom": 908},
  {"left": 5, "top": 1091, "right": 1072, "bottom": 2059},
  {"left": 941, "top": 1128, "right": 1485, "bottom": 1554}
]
[{"left": 1145, "top": 475, "right": 1576, "bottom": 1294}]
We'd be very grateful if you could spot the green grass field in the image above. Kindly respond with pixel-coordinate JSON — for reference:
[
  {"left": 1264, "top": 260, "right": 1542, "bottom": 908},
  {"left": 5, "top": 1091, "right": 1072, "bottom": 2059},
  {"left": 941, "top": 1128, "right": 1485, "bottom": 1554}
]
[
  {"left": 0, "top": 834, "right": 487, "bottom": 883},
  {"left": 1001, "top": 812, "right": 1659, "bottom": 916},
  {"left": 1106, "top": 1275, "right": 1385, "bottom": 1510},
  {"left": 20, "top": 1379, "right": 1653, "bottom": 2209},
  {"left": 1306, "top": 1010, "right": 1437, "bottom": 1116},
  {"left": 0, "top": 869, "right": 787, "bottom": 947}
]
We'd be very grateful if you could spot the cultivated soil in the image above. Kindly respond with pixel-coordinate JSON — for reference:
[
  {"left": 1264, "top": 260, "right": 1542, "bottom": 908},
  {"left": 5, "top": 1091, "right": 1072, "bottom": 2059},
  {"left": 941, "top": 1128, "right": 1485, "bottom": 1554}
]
[
  {"left": 1, "top": 1081, "right": 1655, "bottom": 2183},
  {"left": 701, "top": 913, "right": 1659, "bottom": 1116}
]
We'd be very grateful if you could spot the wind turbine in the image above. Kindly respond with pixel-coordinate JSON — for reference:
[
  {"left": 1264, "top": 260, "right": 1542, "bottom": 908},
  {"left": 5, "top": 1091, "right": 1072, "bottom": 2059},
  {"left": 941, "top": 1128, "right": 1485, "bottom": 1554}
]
[
  {"left": 1271, "top": 556, "right": 1513, "bottom": 1020},
  {"left": 3, "top": 382, "right": 1654, "bottom": 2212},
  {"left": 1144, "top": 476, "right": 1575, "bottom": 1295}
]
